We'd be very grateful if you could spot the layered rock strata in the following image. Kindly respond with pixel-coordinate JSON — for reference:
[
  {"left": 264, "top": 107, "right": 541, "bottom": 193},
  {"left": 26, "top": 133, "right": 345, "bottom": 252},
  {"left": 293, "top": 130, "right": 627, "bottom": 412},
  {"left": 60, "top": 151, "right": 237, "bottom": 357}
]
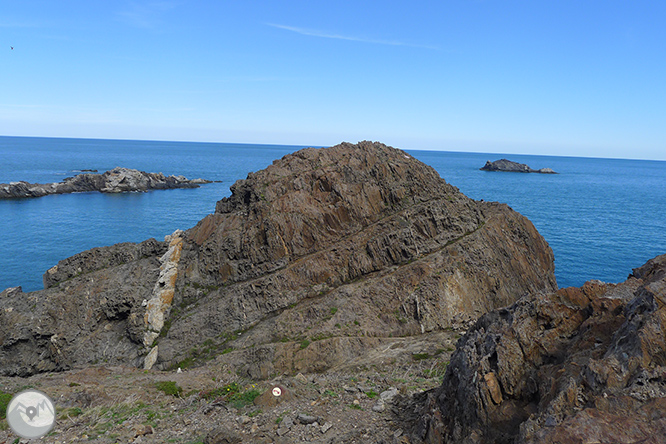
[
  {"left": 406, "top": 254, "right": 666, "bottom": 444},
  {"left": 481, "top": 159, "right": 557, "bottom": 174},
  {"left": 0, "top": 141, "right": 557, "bottom": 377},
  {"left": 0, "top": 167, "right": 211, "bottom": 199}
]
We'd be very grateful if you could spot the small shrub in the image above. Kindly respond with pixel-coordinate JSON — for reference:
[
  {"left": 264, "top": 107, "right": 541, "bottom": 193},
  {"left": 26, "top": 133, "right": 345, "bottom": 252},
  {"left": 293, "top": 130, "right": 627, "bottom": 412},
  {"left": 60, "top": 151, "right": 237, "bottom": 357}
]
[
  {"left": 229, "top": 388, "right": 261, "bottom": 408},
  {"left": 155, "top": 381, "right": 183, "bottom": 397},
  {"left": 365, "top": 389, "right": 379, "bottom": 399},
  {"left": 65, "top": 407, "right": 83, "bottom": 417},
  {"left": 412, "top": 353, "right": 431, "bottom": 361},
  {"left": 299, "top": 339, "right": 310, "bottom": 350},
  {"left": 330, "top": 307, "right": 338, "bottom": 315},
  {"left": 323, "top": 389, "right": 338, "bottom": 397}
]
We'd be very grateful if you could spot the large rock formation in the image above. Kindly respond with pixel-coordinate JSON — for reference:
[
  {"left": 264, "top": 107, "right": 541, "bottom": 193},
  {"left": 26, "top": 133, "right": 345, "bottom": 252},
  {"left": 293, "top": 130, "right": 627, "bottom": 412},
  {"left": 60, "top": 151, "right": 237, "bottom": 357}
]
[
  {"left": 0, "top": 141, "right": 556, "bottom": 377},
  {"left": 0, "top": 167, "right": 211, "bottom": 199},
  {"left": 406, "top": 254, "right": 666, "bottom": 444},
  {"left": 481, "top": 159, "right": 556, "bottom": 174}
]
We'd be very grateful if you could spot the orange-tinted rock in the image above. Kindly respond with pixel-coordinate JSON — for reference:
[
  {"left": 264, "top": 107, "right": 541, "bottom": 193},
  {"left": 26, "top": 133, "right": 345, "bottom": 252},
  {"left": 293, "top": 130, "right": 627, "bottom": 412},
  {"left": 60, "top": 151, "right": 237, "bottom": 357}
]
[{"left": 407, "top": 253, "right": 666, "bottom": 444}]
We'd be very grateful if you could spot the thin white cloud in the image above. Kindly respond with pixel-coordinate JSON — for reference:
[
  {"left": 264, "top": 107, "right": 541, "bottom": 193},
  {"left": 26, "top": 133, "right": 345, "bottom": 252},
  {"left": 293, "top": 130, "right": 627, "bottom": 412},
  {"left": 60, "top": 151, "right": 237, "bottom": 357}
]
[
  {"left": 117, "top": 1, "right": 179, "bottom": 30},
  {"left": 268, "top": 23, "right": 438, "bottom": 50}
]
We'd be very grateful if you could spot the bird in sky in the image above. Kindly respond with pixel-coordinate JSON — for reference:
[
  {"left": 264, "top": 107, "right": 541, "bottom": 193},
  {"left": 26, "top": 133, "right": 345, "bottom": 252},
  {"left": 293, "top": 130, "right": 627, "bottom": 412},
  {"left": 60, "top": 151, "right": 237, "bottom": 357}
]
[{"left": 10, "top": 46, "right": 13, "bottom": 50}]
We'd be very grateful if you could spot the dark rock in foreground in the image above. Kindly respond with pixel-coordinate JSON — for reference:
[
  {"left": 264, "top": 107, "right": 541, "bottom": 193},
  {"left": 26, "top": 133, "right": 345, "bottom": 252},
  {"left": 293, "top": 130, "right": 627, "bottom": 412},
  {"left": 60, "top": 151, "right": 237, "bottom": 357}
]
[
  {"left": 0, "top": 167, "right": 212, "bottom": 199},
  {"left": 481, "top": 159, "right": 557, "bottom": 174},
  {"left": 405, "top": 254, "right": 666, "bottom": 444},
  {"left": 0, "top": 141, "right": 556, "bottom": 377}
]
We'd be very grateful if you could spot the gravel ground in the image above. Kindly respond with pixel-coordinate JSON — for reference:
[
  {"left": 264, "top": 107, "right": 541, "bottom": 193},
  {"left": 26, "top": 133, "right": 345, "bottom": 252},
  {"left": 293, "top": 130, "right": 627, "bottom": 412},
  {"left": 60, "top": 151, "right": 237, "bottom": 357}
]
[{"left": 1, "top": 333, "right": 458, "bottom": 444}]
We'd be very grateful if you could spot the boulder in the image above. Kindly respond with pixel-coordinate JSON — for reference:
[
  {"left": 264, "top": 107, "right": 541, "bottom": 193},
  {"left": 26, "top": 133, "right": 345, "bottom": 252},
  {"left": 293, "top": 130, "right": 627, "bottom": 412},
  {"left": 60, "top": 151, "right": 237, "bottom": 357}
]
[{"left": 407, "top": 254, "right": 666, "bottom": 444}]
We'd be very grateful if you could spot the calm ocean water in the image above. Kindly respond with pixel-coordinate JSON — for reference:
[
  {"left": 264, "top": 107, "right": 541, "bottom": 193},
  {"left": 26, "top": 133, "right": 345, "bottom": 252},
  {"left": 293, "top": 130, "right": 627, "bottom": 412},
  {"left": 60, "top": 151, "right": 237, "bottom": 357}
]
[{"left": 1, "top": 136, "right": 664, "bottom": 292}]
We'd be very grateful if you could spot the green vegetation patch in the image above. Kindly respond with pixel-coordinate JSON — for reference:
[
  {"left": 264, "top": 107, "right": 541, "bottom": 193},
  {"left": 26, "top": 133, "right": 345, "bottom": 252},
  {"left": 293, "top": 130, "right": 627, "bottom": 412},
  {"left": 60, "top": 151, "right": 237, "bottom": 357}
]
[
  {"left": 0, "top": 391, "right": 12, "bottom": 420},
  {"left": 155, "top": 381, "right": 183, "bottom": 397},
  {"left": 200, "top": 382, "right": 261, "bottom": 408},
  {"left": 423, "top": 360, "right": 450, "bottom": 379},
  {"left": 59, "top": 407, "right": 83, "bottom": 419}
]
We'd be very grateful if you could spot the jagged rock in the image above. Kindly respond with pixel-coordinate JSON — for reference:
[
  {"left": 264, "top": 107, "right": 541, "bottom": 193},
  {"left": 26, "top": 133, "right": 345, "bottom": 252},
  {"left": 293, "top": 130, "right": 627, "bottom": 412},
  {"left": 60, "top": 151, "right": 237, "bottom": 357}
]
[
  {"left": 480, "top": 159, "right": 557, "bottom": 174},
  {"left": 373, "top": 399, "right": 386, "bottom": 412},
  {"left": 407, "top": 254, "right": 666, "bottom": 444},
  {"left": 0, "top": 141, "right": 556, "bottom": 377},
  {"left": 380, "top": 388, "right": 399, "bottom": 402},
  {"left": 0, "top": 167, "right": 212, "bottom": 199},
  {"left": 43, "top": 237, "right": 166, "bottom": 288}
]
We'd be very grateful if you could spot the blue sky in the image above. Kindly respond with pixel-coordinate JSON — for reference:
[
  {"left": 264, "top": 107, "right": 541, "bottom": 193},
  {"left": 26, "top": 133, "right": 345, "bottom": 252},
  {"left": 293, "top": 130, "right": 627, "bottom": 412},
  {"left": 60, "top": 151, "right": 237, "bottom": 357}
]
[{"left": 1, "top": 1, "right": 665, "bottom": 160}]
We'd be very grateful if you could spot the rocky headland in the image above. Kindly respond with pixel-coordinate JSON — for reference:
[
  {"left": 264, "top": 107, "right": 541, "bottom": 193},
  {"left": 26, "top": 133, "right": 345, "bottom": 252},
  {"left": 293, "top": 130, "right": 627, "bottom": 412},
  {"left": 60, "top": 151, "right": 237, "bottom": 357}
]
[
  {"left": 0, "top": 141, "right": 556, "bottom": 379},
  {"left": 0, "top": 167, "right": 212, "bottom": 199},
  {"left": 481, "top": 159, "right": 557, "bottom": 174},
  {"left": 0, "top": 141, "right": 663, "bottom": 443}
]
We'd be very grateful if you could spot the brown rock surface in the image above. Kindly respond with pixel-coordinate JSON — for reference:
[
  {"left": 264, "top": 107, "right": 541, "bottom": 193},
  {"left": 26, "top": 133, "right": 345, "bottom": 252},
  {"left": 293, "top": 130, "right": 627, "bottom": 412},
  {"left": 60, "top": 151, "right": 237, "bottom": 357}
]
[
  {"left": 406, "top": 254, "right": 666, "bottom": 444},
  {"left": 0, "top": 141, "right": 556, "bottom": 377}
]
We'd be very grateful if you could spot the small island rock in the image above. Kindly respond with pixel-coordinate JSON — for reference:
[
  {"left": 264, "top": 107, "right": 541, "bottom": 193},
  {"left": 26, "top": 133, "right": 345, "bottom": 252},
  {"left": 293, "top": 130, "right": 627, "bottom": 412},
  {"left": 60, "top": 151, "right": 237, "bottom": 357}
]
[
  {"left": 0, "top": 167, "right": 212, "bottom": 199},
  {"left": 481, "top": 159, "right": 557, "bottom": 174}
]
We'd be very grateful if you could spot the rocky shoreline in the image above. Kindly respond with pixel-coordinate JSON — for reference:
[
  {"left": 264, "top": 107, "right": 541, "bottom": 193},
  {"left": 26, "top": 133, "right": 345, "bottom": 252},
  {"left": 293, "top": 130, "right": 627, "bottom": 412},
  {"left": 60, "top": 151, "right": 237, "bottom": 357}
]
[
  {"left": 0, "top": 142, "right": 663, "bottom": 443},
  {"left": 0, "top": 167, "right": 212, "bottom": 199},
  {"left": 481, "top": 159, "right": 557, "bottom": 174}
]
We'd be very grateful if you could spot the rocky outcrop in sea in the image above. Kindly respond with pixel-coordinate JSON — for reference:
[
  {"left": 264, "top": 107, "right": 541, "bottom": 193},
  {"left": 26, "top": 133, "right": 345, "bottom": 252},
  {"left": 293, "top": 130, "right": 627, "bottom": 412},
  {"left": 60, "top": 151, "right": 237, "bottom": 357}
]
[
  {"left": 0, "top": 141, "right": 556, "bottom": 377},
  {"left": 403, "top": 254, "right": 666, "bottom": 444},
  {"left": 0, "top": 167, "right": 211, "bottom": 199},
  {"left": 481, "top": 159, "right": 557, "bottom": 174}
]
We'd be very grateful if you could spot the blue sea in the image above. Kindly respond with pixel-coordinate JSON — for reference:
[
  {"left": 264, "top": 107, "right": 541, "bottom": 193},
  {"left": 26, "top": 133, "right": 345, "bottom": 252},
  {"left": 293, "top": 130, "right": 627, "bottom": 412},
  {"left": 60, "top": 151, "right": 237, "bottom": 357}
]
[{"left": 1, "top": 136, "right": 665, "bottom": 292}]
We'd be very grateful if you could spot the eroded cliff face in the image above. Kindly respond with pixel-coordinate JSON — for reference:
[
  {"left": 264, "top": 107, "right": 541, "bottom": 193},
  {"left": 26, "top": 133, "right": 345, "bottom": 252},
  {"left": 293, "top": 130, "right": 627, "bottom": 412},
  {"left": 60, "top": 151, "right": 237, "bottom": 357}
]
[
  {"left": 0, "top": 141, "right": 556, "bottom": 377},
  {"left": 407, "top": 254, "right": 666, "bottom": 444}
]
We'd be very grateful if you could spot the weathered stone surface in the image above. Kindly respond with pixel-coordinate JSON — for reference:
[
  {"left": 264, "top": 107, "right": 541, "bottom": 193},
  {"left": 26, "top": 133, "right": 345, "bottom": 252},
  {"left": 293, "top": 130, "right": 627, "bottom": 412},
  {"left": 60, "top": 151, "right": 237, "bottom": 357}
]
[
  {"left": 253, "top": 385, "right": 295, "bottom": 407},
  {"left": 0, "top": 255, "right": 161, "bottom": 376},
  {"left": 43, "top": 238, "right": 166, "bottom": 288},
  {"left": 159, "top": 141, "right": 556, "bottom": 375},
  {"left": 0, "top": 167, "right": 212, "bottom": 199},
  {"left": 0, "top": 141, "right": 556, "bottom": 377},
  {"left": 406, "top": 253, "right": 666, "bottom": 444},
  {"left": 204, "top": 426, "right": 242, "bottom": 444},
  {"left": 481, "top": 159, "right": 557, "bottom": 174}
]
